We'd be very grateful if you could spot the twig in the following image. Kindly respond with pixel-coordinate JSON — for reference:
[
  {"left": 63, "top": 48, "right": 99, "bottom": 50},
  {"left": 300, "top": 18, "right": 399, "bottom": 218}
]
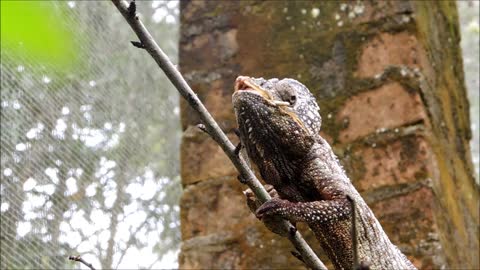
[
  {"left": 127, "top": 0, "right": 136, "bottom": 17},
  {"left": 68, "top": 255, "right": 96, "bottom": 270},
  {"left": 130, "top": 41, "right": 145, "bottom": 49},
  {"left": 110, "top": 1, "right": 327, "bottom": 269},
  {"left": 196, "top": 123, "right": 211, "bottom": 136}
]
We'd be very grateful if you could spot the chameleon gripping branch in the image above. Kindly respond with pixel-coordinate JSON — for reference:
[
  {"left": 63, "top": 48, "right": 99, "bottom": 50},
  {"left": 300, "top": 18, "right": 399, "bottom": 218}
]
[
  {"left": 232, "top": 77, "right": 416, "bottom": 269},
  {"left": 110, "top": 0, "right": 327, "bottom": 269}
]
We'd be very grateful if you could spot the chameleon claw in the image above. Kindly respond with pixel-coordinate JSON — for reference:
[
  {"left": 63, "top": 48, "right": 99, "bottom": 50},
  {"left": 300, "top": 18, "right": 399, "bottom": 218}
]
[{"left": 255, "top": 198, "right": 283, "bottom": 219}]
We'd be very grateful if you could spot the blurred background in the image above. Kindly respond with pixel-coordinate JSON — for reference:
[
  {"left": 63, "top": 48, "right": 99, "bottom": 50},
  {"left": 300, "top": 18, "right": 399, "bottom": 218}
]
[
  {"left": 0, "top": 1, "right": 478, "bottom": 269},
  {"left": 459, "top": 1, "right": 480, "bottom": 181},
  {"left": 1, "top": 1, "right": 181, "bottom": 269}
]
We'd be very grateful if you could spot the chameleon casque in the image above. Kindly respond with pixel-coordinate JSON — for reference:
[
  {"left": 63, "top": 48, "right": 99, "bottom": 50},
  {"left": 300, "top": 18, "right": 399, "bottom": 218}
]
[{"left": 232, "top": 76, "right": 416, "bottom": 270}]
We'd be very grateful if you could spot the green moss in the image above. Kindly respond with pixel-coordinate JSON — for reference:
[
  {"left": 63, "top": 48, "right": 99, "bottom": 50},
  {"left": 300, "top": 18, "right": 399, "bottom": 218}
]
[
  {"left": 239, "top": 2, "right": 428, "bottom": 144},
  {"left": 414, "top": 170, "right": 428, "bottom": 181},
  {"left": 341, "top": 145, "right": 367, "bottom": 184}
]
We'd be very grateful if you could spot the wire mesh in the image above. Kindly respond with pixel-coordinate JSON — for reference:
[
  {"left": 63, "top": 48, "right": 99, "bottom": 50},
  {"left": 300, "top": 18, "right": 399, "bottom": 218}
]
[{"left": 1, "top": 1, "right": 181, "bottom": 269}]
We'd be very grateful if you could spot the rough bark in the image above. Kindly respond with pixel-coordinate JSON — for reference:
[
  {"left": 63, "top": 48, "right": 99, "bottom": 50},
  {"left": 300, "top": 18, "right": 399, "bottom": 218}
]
[{"left": 179, "top": 1, "right": 478, "bottom": 269}]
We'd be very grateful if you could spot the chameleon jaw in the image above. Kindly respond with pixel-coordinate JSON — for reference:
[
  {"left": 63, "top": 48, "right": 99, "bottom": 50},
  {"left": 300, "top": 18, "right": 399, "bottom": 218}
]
[
  {"left": 234, "top": 76, "right": 290, "bottom": 107},
  {"left": 233, "top": 76, "right": 309, "bottom": 133},
  {"left": 234, "top": 76, "right": 278, "bottom": 106}
]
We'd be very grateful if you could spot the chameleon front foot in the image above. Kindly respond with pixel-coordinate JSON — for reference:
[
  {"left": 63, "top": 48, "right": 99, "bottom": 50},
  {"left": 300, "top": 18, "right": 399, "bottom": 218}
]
[
  {"left": 255, "top": 197, "right": 289, "bottom": 219},
  {"left": 244, "top": 185, "right": 291, "bottom": 237}
]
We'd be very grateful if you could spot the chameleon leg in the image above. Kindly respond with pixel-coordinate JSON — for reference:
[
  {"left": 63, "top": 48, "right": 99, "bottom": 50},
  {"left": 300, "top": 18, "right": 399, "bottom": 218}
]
[
  {"left": 244, "top": 185, "right": 295, "bottom": 237},
  {"left": 256, "top": 197, "right": 351, "bottom": 224}
]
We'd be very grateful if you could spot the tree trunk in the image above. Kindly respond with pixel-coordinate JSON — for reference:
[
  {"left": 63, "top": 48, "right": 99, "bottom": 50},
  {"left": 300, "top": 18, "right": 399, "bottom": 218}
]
[{"left": 178, "top": 1, "right": 478, "bottom": 269}]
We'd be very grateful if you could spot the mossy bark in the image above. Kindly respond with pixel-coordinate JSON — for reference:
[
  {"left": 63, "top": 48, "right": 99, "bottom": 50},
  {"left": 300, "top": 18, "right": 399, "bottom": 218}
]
[{"left": 179, "top": 1, "right": 478, "bottom": 269}]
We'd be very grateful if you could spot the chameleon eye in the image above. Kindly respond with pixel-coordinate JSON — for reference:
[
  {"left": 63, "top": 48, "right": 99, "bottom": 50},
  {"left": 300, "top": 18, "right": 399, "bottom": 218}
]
[{"left": 289, "top": 95, "right": 296, "bottom": 105}]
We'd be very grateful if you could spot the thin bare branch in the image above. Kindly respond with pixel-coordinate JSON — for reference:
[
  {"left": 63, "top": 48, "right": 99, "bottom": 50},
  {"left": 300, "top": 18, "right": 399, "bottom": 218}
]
[
  {"left": 110, "top": 1, "right": 327, "bottom": 269},
  {"left": 68, "top": 255, "right": 96, "bottom": 270}
]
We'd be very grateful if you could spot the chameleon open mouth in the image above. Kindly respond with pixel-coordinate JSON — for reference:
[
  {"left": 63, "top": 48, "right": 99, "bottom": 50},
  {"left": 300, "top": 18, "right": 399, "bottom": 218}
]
[
  {"left": 234, "top": 76, "right": 253, "bottom": 92},
  {"left": 234, "top": 76, "right": 271, "bottom": 98},
  {"left": 232, "top": 75, "right": 309, "bottom": 134},
  {"left": 233, "top": 76, "right": 289, "bottom": 106}
]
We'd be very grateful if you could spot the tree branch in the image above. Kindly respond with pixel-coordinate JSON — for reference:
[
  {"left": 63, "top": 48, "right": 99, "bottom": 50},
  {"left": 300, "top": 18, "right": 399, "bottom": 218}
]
[
  {"left": 69, "top": 255, "right": 96, "bottom": 270},
  {"left": 110, "top": 1, "right": 327, "bottom": 269}
]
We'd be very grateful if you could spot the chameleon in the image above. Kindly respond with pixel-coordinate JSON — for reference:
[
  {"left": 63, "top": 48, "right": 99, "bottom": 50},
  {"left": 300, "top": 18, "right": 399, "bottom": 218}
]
[{"left": 232, "top": 76, "right": 416, "bottom": 270}]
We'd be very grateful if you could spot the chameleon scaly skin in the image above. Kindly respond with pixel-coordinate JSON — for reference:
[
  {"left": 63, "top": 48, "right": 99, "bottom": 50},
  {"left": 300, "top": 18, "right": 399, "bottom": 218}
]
[{"left": 232, "top": 76, "right": 416, "bottom": 270}]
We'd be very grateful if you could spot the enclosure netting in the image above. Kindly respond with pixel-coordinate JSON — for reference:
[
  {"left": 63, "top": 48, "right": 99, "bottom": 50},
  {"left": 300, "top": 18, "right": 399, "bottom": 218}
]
[{"left": 1, "top": 1, "right": 181, "bottom": 269}]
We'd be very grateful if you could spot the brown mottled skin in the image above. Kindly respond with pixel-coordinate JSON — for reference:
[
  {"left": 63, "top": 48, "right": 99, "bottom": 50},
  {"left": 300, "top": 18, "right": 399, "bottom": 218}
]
[{"left": 232, "top": 76, "right": 416, "bottom": 270}]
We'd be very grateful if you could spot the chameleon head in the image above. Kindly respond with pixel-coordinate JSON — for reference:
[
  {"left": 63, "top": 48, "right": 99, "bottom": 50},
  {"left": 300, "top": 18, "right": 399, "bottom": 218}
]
[{"left": 232, "top": 76, "right": 321, "bottom": 155}]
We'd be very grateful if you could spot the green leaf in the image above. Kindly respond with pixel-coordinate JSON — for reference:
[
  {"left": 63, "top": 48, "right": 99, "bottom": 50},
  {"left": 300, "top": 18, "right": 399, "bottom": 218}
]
[{"left": 1, "top": 1, "right": 81, "bottom": 71}]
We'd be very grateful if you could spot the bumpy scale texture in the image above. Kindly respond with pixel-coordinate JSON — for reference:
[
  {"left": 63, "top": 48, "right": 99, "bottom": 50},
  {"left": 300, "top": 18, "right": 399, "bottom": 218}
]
[{"left": 232, "top": 76, "right": 416, "bottom": 270}]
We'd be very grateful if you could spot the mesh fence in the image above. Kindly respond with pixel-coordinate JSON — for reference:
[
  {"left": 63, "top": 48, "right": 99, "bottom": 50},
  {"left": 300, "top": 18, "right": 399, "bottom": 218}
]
[{"left": 1, "top": 1, "right": 181, "bottom": 269}]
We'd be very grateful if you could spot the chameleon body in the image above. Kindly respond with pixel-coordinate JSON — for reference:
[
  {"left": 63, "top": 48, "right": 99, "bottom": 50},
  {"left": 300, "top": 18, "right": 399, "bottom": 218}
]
[{"left": 232, "top": 76, "right": 416, "bottom": 270}]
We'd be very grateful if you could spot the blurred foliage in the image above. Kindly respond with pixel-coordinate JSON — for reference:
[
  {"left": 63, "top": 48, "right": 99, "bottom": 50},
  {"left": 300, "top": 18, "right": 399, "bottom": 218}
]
[{"left": 1, "top": 1, "right": 83, "bottom": 72}]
